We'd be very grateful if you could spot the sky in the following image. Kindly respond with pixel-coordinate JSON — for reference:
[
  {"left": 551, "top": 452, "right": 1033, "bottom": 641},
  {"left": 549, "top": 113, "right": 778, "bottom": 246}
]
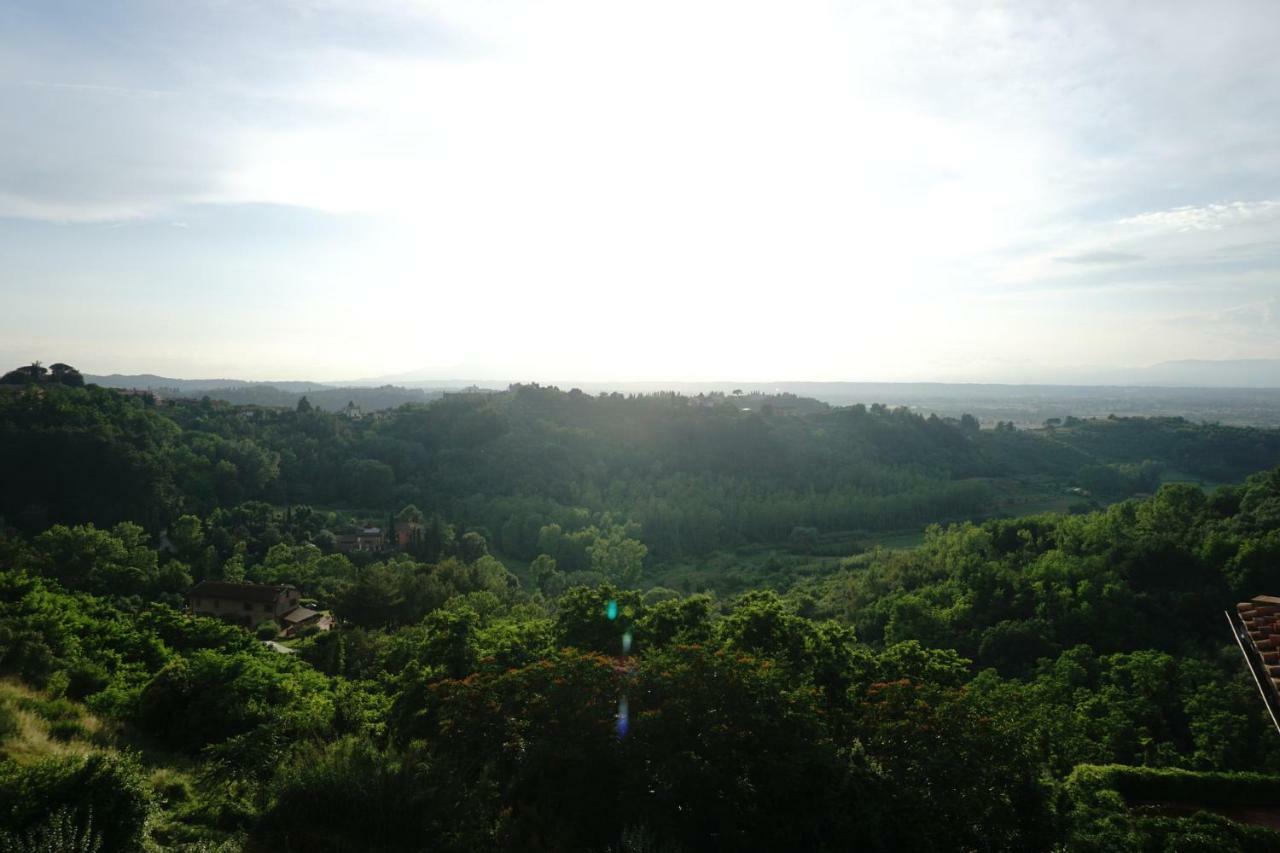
[{"left": 2, "top": 0, "right": 1279, "bottom": 383}]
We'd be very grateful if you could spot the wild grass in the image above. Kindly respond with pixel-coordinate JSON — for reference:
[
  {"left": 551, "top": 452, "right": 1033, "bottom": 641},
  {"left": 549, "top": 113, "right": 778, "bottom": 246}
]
[
  {"left": 0, "top": 679, "right": 247, "bottom": 852},
  {"left": 0, "top": 680, "right": 101, "bottom": 763}
]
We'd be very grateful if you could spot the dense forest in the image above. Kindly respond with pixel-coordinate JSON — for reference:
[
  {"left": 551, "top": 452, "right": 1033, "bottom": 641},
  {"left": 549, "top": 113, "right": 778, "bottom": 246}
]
[
  {"left": 6, "top": 374, "right": 1280, "bottom": 850},
  {"left": 4, "top": 379, "right": 1279, "bottom": 553},
  {"left": 84, "top": 380, "right": 444, "bottom": 414}
]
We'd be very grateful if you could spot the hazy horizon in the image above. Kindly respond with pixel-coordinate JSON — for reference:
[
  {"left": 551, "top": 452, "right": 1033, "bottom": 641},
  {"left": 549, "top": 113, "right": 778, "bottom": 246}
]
[
  {"left": 4, "top": 2, "right": 1280, "bottom": 381},
  {"left": 38, "top": 355, "right": 1272, "bottom": 392}
]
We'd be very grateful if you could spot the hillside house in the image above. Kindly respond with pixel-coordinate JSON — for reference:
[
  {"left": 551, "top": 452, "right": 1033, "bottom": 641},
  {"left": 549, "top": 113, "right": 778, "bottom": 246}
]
[
  {"left": 334, "top": 527, "right": 386, "bottom": 553},
  {"left": 186, "top": 580, "right": 332, "bottom": 635},
  {"left": 1230, "top": 595, "right": 1280, "bottom": 735},
  {"left": 278, "top": 605, "right": 334, "bottom": 636},
  {"left": 393, "top": 519, "right": 422, "bottom": 549}
]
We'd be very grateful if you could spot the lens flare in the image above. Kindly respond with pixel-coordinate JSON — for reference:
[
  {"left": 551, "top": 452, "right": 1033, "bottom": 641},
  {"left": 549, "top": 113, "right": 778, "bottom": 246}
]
[
  {"left": 616, "top": 697, "right": 629, "bottom": 739},
  {"left": 622, "top": 630, "right": 633, "bottom": 654},
  {"left": 606, "top": 599, "right": 619, "bottom": 620}
]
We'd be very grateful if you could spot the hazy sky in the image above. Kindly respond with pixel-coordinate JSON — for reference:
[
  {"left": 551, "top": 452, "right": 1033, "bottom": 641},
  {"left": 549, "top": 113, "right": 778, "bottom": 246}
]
[{"left": 2, "top": 0, "right": 1279, "bottom": 382}]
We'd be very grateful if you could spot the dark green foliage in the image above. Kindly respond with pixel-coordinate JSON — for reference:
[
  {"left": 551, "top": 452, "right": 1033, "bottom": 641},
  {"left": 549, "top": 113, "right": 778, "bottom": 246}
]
[
  {"left": 0, "top": 699, "right": 16, "bottom": 742},
  {"left": 418, "top": 605, "right": 480, "bottom": 679},
  {"left": 0, "top": 385, "right": 178, "bottom": 531},
  {"left": 371, "top": 641, "right": 1057, "bottom": 853},
  {"left": 10, "top": 381, "right": 1279, "bottom": 563},
  {"left": 9, "top": 378, "right": 1280, "bottom": 850},
  {"left": 714, "top": 589, "right": 814, "bottom": 666},
  {"left": 0, "top": 754, "right": 153, "bottom": 852},
  {"left": 554, "top": 584, "right": 642, "bottom": 655},
  {"left": 810, "top": 469, "right": 1280, "bottom": 662},
  {"left": 625, "top": 645, "right": 893, "bottom": 852},
  {"left": 1077, "top": 460, "right": 1165, "bottom": 498},
  {"left": 340, "top": 458, "right": 395, "bottom": 508},
  {"left": 331, "top": 555, "right": 517, "bottom": 629},
  {"left": 1068, "top": 764, "right": 1280, "bottom": 809},
  {"left": 635, "top": 594, "right": 713, "bottom": 648},
  {"left": 1, "top": 362, "right": 84, "bottom": 388},
  {"left": 46, "top": 718, "right": 87, "bottom": 742},
  {"left": 1063, "top": 765, "right": 1280, "bottom": 852},
  {"left": 0, "top": 807, "right": 103, "bottom": 853},
  {"left": 15, "top": 695, "right": 80, "bottom": 723},
  {"left": 849, "top": 676, "right": 1058, "bottom": 851},
  {"left": 135, "top": 649, "right": 332, "bottom": 753},
  {"left": 260, "top": 738, "right": 430, "bottom": 853}
]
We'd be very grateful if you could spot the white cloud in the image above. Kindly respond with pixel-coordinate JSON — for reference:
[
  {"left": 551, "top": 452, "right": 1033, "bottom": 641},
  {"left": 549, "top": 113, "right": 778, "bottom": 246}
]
[
  {"left": 1163, "top": 298, "right": 1280, "bottom": 354},
  {"left": 5, "top": 1, "right": 1280, "bottom": 379},
  {"left": 1118, "top": 201, "right": 1280, "bottom": 233}
]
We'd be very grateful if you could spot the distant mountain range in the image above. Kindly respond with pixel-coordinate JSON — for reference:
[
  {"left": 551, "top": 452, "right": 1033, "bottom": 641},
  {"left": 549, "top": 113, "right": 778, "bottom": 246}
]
[
  {"left": 1032, "top": 359, "right": 1280, "bottom": 389},
  {"left": 67, "top": 358, "right": 1280, "bottom": 422},
  {"left": 343, "top": 359, "right": 1280, "bottom": 391},
  {"left": 88, "top": 358, "right": 1280, "bottom": 396},
  {"left": 86, "top": 374, "right": 331, "bottom": 394},
  {"left": 84, "top": 374, "right": 442, "bottom": 412}
]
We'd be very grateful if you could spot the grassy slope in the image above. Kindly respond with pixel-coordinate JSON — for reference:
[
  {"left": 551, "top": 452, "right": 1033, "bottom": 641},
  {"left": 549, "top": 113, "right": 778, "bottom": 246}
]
[
  {"left": 0, "top": 679, "right": 105, "bottom": 764},
  {"left": 0, "top": 679, "right": 244, "bottom": 851}
]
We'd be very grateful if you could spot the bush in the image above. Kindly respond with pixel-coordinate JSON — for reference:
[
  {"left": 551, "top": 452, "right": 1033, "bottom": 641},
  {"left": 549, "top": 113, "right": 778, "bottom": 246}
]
[
  {"left": 641, "top": 587, "right": 680, "bottom": 606},
  {"left": 0, "top": 699, "right": 17, "bottom": 742},
  {"left": 65, "top": 660, "right": 110, "bottom": 700},
  {"left": 148, "top": 768, "right": 193, "bottom": 806},
  {"left": 46, "top": 718, "right": 88, "bottom": 742},
  {"left": 0, "top": 806, "right": 103, "bottom": 853},
  {"left": 134, "top": 649, "right": 332, "bottom": 753},
  {"left": 1067, "top": 764, "right": 1280, "bottom": 808},
  {"left": 1147, "top": 811, "right": 1280, "bottom": 853},
  {"left": 258, "top": 737, "right": 425, "bottom": 852},
  {"left": 17, "top": 695, "right": 81, "bottom": 723},
  {"left": 0, "top": 753, "right": 153, "bottom": 852},
  {"left": 255, "top": 621, "right": 280, "bottom": 640}
]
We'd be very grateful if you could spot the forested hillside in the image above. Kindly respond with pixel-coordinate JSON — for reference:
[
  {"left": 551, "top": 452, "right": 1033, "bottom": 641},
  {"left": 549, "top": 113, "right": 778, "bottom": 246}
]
[
  {"left": 4, "top": 381, "right": 1279, "bottom": 558},
  {"left": 81, "top": 376, "right": 442, "bottom": 413},
  {"left": 6, "top": 378, "right": 1280, "bottom": 850}
]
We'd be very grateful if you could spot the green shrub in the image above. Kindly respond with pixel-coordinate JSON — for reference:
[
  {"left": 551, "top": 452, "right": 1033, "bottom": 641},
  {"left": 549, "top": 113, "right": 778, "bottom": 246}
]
[
  {"left": 0, "top": 806, "right": 103, "bottom": 853},
  {"left": 640, "top": 587, "right": 680, "bottom": 606},
  {"left": 0, "top": 753, "right": 154, "bottom": 852},
  {"left": 172, "top": 787, "right": 258, "bottom": 834},
  {"left": 17, "top": 695, "right": 81, "bottom": 723},
  {"left": 1067, "top": 764, "right": 1280, "bottom": 808},
  {"left": 46, "top": 718, "right": 88, "bottom": 742},
  {"left": 1064, "top": 765, "right": 1280, "bottom": 853},
  {"left": 1137, "top": 812, "right": 1280, "bottom": 853},
  {"left": 258, "top": 737, "right": 425, "bottom": 852},
  {"left": 149, "top": 768, "right": 193, "bottom": 806},
  {"left": 84, "top": 679, "right": 144, "bottom": 721},
  {"left": 255, "top": 621, "right": 280, "bottom": 640},
  {"left": 0, "top": 699, "right": 18, "bottom": 742},
  {"left": 65, "top": 659, "right": 111, "bottom": 700},
  {"left": 42, "top": 670, "right": 70, "bottom": 699},
  {"left": 133, "top": 647, "right": 334, "bottom": 754},
  {"left": 166, "top": 842, "right": 244, "bottom": 853}
]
